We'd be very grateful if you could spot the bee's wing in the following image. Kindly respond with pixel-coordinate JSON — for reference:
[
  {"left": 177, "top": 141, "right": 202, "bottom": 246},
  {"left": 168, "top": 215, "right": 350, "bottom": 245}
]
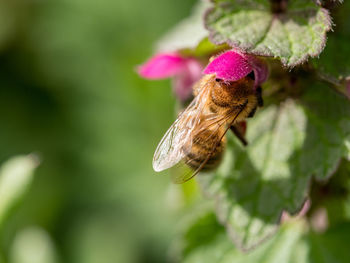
[
  {"left": 169, "top": 113, "right": 232, "bottom": 184},
  {"left": 170, "top": 100, "right": 249, "bottom": 184},
  {"left": 152, "top": 117, "right": 188, "bottom": 172},
  {"left": 152, "top": 81, "right": 212, "bottom": 172},
  {"left": 154, "top": 74, "right": 248, "bottom": 184}
]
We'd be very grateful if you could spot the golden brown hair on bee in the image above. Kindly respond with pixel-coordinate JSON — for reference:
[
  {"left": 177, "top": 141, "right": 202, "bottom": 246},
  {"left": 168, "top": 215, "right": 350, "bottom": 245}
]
[
  {"left": 206, "top": 75, "right": 258, "bottom": 121},
  {"left": 182, "top": 129, "right": 226, "bottom": 171},
  {"left": 153, "top": 72, "right": 262, "bottom": 183},
  {"left": 181, "top": 74, "right": 258, "bottom": 172}
]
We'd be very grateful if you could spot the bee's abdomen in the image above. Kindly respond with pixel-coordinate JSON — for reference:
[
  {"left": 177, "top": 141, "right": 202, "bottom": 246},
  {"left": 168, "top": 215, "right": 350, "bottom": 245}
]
[{"left": 182, "top": 130, "right": 225, "bottom": 171}]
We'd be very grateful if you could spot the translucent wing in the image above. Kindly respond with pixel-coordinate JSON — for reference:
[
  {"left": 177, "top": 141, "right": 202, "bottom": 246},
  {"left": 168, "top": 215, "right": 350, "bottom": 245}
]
[
  {"left": 169, "top": 113, "right": 233, "bottom": 184},
  {"left": 153, "top": 75, "right": 248, "bottom": 183},
  {"left": 170, "top": 100, "right": 249, "bottom": 184},
  {"left": 152, "top": 79, "right": 212, "bottom": 172}
]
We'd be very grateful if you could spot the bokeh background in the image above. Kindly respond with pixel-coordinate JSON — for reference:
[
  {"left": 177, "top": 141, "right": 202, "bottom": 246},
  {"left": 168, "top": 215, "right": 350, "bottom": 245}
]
[{"left": 0, "top": 0, "right": 198, "bottom": 262}]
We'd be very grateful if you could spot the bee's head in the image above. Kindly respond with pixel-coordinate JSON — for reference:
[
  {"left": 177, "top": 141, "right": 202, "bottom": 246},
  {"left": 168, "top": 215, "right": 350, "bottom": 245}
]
[{"left": 214, "top": 70, "right": 255, "bottom": 86}]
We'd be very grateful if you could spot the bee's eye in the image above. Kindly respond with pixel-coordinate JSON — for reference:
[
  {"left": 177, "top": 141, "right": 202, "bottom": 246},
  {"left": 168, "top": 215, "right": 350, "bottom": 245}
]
[
  {"left": 215, "top": 78, "right": 222, "bottom": 82},
  {"left": 247, "top": 71, "right": 255, "bottom": 80}
]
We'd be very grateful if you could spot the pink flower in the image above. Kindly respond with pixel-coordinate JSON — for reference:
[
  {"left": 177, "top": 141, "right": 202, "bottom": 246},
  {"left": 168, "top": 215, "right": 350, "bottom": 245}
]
[
  {"left": 138, "top": 53, "right": 203, "bottom": 101},
  {"left": 138, "top": 50, "right": 268, "bottom": 101},
  {"left": 203, "top": 50, "right": 268, "bottom": 87}
]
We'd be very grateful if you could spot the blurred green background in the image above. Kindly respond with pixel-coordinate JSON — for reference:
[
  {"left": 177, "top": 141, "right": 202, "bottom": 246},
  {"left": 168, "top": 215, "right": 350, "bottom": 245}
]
[{"left": 0, "top": 0, "right": 198, "bottom": 262}]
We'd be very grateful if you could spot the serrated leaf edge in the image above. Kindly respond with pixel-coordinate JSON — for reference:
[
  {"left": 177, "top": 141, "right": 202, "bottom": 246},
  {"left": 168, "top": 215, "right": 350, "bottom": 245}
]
[
  {"left": 198, "top": 95, "right": 348, "bottom": 251},
  {"left": 204, "top": 3, "right": 332, "bottom": 67}
]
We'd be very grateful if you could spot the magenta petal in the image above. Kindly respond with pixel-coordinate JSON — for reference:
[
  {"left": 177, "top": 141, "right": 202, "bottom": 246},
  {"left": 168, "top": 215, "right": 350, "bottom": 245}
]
[
  {"left": 246, "top": 55, "right": 269, "bottom": 86},
  {"left": 173, "top": 59, "right": 203, "bottom": 101},
  {"left": 203, "top": 50, "right": 253, "bottom": 81},
  {"left": 173, "top": 74, "right": 193, "bottom": 101},
  {"left": 138, "top": 53, "right": 186, "bottom": 79},
  {"left": 185, "top": 58, "right": 203, "bottom": 81}
]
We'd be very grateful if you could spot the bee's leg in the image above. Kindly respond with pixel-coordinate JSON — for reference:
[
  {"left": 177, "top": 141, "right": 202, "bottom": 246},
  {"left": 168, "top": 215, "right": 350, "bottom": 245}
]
[
  {"left": 256, "top": 86, "right": 264, "bottom": 107},
  {"left": 247, "top": 87, "right": 263, "bottom": 118},
  {"left": 247, "top": 106, "right": 257, "bottom": 118},
  {"left": 230, "top": 122, "right": 248, "bottom": 146}
]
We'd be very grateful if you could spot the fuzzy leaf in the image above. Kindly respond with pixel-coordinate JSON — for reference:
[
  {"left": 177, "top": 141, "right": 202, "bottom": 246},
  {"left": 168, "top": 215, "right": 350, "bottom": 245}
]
[
  {"left": 312, "top": 1, "right": 349, "bottom": 84},
  {"left": 205, "top": 0, "right": 332, "bottom": 66},
  {"left": 180, "top": 212, "right": 350, "bottom": 263},
  {"left": 199, "top": 82, "right": 350, "bottom": 250}
]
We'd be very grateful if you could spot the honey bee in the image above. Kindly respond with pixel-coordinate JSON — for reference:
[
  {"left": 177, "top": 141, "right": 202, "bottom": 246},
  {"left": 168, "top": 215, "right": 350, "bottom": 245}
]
[{"left": 153, "top": 72, "right": 263, "bottom": 183}]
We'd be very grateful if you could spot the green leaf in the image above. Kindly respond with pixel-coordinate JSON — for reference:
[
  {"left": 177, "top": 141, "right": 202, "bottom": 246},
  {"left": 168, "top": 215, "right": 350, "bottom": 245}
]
[
  {"left": 181, "top": 212, "right": 226, "bottom": 258},
  {"left": 180, "top": 212, "right": 350, "bottom": 263},
  {"left": 10, "top": 227, "right": 58, "bottom": 263},
  {"left": 308, "top": 159, "right": 350, "bottom": 227},
  {"left": 312, "top": 1, "right": 350, "bottom": 85},
  {"left": 155, "top": 0, "right": 210, "bottom": 53},
  {"left": 0, "top": 155, "right": 39, "bottom": 224},
  {"left": 307, "top": 222, "right": 350, "bottom": 263},
  {"left": 205, "top": 0, "right": 332, "bottom": 66},
  {"left": 181, "top": 37, "right": 229, "bottom": 58},
  {"left": 199, "top": 82, "right": 350, "bottom": 250},
  {"left": 156, "top": 0, "right": 229, "bottom": 57}
]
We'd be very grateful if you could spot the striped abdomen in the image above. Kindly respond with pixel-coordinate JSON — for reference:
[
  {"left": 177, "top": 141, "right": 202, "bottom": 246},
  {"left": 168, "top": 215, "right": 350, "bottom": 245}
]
[{"left": 182, "top": 129, "right": 226, "bottom": 171}]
